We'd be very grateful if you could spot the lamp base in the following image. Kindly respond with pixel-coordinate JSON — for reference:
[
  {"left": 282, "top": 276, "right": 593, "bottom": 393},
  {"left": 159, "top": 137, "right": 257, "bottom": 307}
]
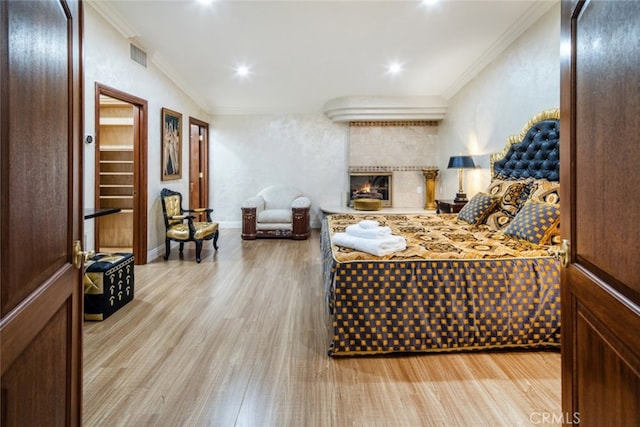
[{"left": 454, "top": 192, "right": 468, "bottom": 203}]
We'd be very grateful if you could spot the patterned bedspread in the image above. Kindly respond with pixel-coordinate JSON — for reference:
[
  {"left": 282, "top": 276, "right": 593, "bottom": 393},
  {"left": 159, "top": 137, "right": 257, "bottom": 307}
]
[
  {"left": 326, "top": 213, "right": 553, "bottom": 261},
  {"left": 321, "top": 213, "right": 561, "bottom": 356}
]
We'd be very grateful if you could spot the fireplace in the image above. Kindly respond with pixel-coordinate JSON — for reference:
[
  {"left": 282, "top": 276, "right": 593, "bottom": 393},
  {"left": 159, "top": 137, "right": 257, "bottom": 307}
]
[{"left": 349, "top": 172, "right": 392, "bottom": 207}]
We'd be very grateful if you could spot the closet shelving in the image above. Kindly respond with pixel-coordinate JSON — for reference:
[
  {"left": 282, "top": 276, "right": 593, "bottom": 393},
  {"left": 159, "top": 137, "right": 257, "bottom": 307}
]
[{"left": 96, "top": 96, "right": 134, "bottom": 251}]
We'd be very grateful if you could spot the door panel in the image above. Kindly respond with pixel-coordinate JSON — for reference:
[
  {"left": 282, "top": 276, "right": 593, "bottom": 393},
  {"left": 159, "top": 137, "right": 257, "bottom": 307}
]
[
  {"left": 1, "top": 0, "right": 83, "bottom": 425},
  {"left": 2, "top": 305, "right": 69, "bottom": 424},
  {"left": 573, "top": 1, "right": 640, "bottom": 298},
  {"left": 561, "top": 1, "right": 640, "bottom": 424},
  {"left": 2, "top": 0, "right": 71, "bottom": 315}
]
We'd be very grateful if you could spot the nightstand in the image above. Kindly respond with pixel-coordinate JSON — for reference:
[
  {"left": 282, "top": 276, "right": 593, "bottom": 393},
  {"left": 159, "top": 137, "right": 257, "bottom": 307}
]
[{"left": 436, "top": 199, "right": 467, "bottom": 214}]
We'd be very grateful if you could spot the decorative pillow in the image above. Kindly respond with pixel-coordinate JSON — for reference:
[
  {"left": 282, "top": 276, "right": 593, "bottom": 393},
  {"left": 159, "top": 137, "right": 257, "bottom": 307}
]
[
  {"left": 546, "top": 221, "right": 562, "bottom": 245},
  {"left": 484, "top": 178, "right": 531, "bottom": 198},
  {"left": 502, "top": 200, "right": 560, "bottom": 245},
  {"left": 457, "top": 193, "right": 501, "bottom": 225},
  {"left": 528, "top": 179, "right": 560, "bottom": 204},
  {"left": 526, "top": 180, "right": 560, "bottom": 243},
  {"left": 483, "top": 179, "right": 533, "bottom": 229}
]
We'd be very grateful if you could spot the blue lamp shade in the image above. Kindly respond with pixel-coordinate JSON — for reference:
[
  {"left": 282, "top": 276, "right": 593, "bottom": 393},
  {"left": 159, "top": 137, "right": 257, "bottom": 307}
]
[
  {"left": 447, "top": 155, "right": 476, "bottom": 203},
  {"left": 447, "top": 155, "right": 476, "bottom": 169}
]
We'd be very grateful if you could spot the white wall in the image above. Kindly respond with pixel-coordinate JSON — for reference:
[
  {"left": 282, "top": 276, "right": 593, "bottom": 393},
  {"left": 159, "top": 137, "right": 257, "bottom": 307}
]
[
  {"left": 438, "top": 3, "right": 560, "bottom": 200},
  {"left": 211, "top": 114, "right": 348, "bottom": 228},
  {"left": 84, "top": 4, "right": 211, "bottom": 257},
  {"left": 84, "top": 2, "right": 560, "bottom": 260},
  {"left": 84, "top": 4, "right": 348, "bottom": 260}
]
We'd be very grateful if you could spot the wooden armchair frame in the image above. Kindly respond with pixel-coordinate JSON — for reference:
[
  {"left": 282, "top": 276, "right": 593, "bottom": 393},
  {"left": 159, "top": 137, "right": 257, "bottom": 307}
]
[{"left": 160, "top": 188, "right": 219, "bottom": 263}]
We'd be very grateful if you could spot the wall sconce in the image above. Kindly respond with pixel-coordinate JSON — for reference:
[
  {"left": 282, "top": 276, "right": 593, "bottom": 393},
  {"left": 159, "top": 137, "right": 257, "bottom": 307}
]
[{"left": 447, "top": 155, "right": 476, "bottom": 202}]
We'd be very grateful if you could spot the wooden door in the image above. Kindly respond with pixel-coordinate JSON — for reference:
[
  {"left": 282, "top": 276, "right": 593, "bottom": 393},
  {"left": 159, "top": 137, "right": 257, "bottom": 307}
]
[
  {"left": 95, "top": 84, "right": 148, "bottom": 264},
  {"left": 189, "top": 117, "right": 209, "bottom": 220},
  {"left": 1, "top": 0, "right": 83, "bottom": 425},
  {"left": 560, "top": 1, "right": 640, "bottom": 424}
]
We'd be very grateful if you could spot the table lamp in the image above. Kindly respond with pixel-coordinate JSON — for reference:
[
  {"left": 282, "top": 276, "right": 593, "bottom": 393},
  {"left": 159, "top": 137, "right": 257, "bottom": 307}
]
[{"left": 447, "top": 155, "right": 476, "bottom": 202}]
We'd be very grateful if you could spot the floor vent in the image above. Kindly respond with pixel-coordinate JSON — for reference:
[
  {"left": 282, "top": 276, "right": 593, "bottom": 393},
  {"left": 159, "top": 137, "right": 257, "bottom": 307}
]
[{"left": 130, "top": 43, "right": 147, "bottom": 67}]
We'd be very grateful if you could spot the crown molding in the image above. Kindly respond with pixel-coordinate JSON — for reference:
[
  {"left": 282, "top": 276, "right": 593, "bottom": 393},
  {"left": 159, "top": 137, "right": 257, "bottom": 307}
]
[
  {"left": 150, "top": 52, "right": 213, "bottom": 113},
  {"left": 87, "top": 0, "right": 213, "bottom": 114},
  {"left": 86, "top": 0, "right": 139, "bottom": 39},
  {"left": 323, "top": 96, "right": 447, "bottom": 123},
  {"left": 442, "top": 0, "right": 559, "bottom": 99}
]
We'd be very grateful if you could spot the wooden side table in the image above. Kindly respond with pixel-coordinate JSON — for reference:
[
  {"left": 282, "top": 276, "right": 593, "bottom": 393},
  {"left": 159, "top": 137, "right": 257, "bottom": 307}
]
[{"left": 436, "top": 199, "right": 467, "bottom": 214}]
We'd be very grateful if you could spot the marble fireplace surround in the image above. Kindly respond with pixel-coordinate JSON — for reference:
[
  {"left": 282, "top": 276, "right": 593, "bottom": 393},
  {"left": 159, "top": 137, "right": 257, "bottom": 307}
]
[
  {"left": 348, "top": 121, "right": 439, "bottom": 208},
  {"left": 324, "top": 96, "right": 445, "bottom": 209}
]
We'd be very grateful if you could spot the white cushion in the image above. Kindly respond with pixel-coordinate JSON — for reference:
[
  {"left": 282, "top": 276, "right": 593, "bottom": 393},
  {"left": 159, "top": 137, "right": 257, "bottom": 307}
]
[
  {"left": 258, "top": 185, "right": 303, "bottom": 210},
  {"left": 258, "top": 209, "right": 292, "bottom": 224},
  {"left": 257, "top": 222, "right": 293, "bottom": 231},
  {"left": 292, "top": 196, "right": 311, "bottom": 209},
  {"left": 241, "top": 195, "right": 265, "bottom": 210}
]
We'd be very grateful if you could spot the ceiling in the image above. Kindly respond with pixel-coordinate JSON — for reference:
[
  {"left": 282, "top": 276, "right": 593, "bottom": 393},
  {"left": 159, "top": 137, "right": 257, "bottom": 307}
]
[{"left": 89, "top": 0, "right": 557, "bottom": 116}]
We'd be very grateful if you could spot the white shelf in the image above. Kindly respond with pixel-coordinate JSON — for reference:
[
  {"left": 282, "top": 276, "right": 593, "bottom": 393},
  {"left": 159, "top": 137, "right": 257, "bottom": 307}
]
[
  {"left": 100, "top": 145, "right": 133, "bottom": 151},
  {"left": 99, "top": 160, "right": 134, "bottom": 164},
  {"left": 99, "top": 117, "right": 133, "bottom": 126}
]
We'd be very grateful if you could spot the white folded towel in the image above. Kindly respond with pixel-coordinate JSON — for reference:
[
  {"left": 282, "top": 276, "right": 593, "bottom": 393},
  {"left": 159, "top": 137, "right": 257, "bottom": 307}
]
[
  {"left": 358, "top": 220, "right": 379, "bottom": 229},
  {"left": 345, "top": 224, "right": 392, "bottom": 239},
  {"left": 333, "top": 232, "right": 407, "bottom": 257}
]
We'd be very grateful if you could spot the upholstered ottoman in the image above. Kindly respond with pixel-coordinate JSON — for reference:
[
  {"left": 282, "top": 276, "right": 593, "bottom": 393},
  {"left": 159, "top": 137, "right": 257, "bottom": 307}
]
[
  {"left": 353, "top": 198, "right": 382, "bottom": 211},
  {"left": 83, "top": 252, "right": 134, "bottom": 321}
]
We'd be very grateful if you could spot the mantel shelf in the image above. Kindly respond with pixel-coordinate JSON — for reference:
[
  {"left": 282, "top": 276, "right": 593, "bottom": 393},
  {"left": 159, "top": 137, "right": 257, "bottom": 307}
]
[{"left": 321, "top": 206, "right": 436, "bottom": 215}]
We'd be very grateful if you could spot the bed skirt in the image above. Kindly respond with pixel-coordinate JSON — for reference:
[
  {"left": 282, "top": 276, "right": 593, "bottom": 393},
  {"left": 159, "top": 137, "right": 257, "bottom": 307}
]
[{"left": 321, "top": 217, "right": 561, "bottom": 356}]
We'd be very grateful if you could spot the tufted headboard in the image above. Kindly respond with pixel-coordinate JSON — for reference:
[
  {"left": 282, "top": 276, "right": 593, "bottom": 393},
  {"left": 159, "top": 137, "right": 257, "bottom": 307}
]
[{"left": 490, "top": 109, "right": 560, "bottom": 181}]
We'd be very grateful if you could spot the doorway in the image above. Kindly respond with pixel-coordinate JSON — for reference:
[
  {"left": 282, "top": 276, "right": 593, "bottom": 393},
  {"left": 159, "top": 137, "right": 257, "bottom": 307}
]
[
  {"left": 95, "top": 84, "right": 148, "bottom": 264},
  {"left": 189, "top": 117, "right": 210, "bottom": 219}
]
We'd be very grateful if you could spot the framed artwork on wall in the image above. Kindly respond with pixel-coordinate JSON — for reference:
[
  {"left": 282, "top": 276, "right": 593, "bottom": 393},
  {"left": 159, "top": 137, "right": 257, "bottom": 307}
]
[{"left": 161, "top": 107, "right": 182, "bottom": 180}]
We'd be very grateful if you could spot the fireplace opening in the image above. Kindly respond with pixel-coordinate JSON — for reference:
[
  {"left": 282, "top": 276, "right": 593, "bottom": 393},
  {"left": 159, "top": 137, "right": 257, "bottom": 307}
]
[{"left": 349, "top": 172, "right": 392, "bottom": 207}]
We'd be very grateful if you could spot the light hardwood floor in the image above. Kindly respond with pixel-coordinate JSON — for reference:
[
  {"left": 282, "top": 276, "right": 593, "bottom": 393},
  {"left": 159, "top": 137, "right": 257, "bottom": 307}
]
[{"left": 83, "top": 229, "right": 561, "bottom": 426}]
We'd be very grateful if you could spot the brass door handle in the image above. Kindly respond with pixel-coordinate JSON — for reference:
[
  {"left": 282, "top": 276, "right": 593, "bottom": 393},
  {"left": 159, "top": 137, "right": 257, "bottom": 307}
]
[
  {"left": 548, "top": 239, "right": 570, "bottom": 268},
  {"left": 73, "top": 240, "right": 95, "bottom": 269}
]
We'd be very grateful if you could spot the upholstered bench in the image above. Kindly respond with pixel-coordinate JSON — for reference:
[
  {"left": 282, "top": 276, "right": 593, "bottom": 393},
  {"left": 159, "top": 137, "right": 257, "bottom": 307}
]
[
  {"left": 83, "top": 252, "right": 134, "bottom": 321},
  {"left": 353, "top": 198, "right": 382, "bottom": 211}
]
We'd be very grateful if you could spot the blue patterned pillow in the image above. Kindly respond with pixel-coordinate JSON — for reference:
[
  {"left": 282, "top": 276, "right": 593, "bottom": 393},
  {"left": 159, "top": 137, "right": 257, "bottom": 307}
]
[
  {"left": 483, "top": 179, "right": 533, "bottom": 230},
  {"left": 503, "top": 200, "right": 560, "bottom": 244},
  {"left": 528, "top": 179, "right": 560, "bottom": 204},
  {"left": 457, "top": 193, "right": 501, "bottom": 225}
]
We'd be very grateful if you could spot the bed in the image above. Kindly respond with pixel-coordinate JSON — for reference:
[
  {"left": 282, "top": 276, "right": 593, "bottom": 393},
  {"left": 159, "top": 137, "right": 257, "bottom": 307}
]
[{"left": 322, "top": 109, "right": 561, "bottom": 356}]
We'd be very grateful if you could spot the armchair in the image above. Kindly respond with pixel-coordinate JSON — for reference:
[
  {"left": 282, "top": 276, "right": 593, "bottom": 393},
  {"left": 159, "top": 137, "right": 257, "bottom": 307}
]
[
  {"left": 160, "top": 188, "right": 219, "bottom": 263},
  {"left": 241, "top": 185, "right": 311, "bottom": 240}
]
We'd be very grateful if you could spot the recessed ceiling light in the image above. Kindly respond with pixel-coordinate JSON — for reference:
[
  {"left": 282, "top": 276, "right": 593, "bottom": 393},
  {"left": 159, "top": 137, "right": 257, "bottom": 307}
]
[
  {"left": 235, "top": 65, "right": 251, "bottom": 78},
  {"left": 387, "top": 62, "right": 404, "bottom": 76}
]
